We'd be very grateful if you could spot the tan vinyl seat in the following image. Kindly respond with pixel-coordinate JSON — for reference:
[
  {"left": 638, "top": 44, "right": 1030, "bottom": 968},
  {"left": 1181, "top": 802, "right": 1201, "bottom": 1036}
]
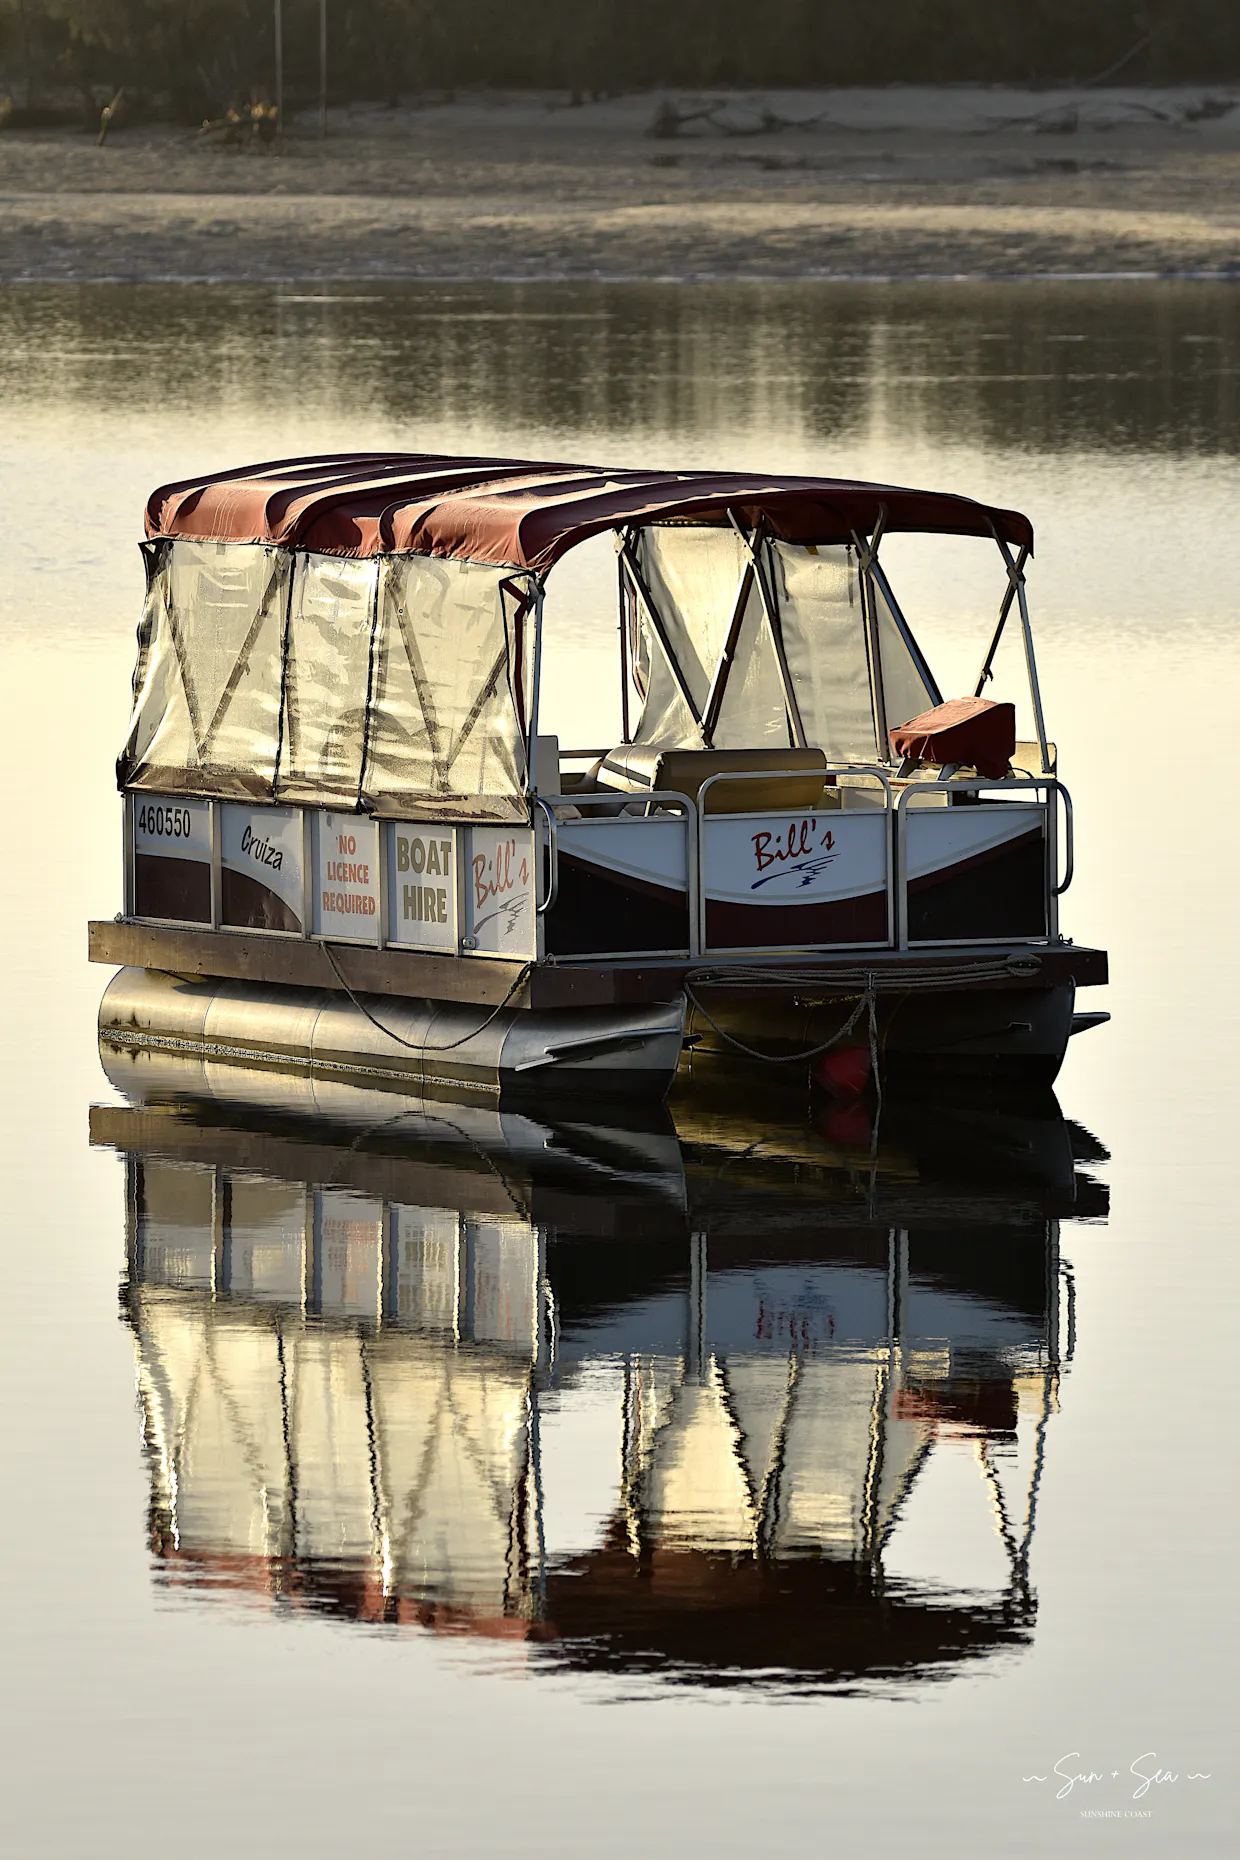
[{"left": 596, "top": 745, "right": 829, "bottom": 814}]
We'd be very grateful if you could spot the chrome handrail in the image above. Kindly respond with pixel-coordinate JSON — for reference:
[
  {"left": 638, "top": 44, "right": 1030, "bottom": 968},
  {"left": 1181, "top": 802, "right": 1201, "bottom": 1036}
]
[{"left": 532, "top": 796, "right": 560, "bottom": 915}]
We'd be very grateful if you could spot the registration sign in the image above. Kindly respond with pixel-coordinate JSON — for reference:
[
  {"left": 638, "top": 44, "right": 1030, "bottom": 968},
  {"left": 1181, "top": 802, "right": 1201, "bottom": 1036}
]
[{"left": 131, "top": 794, "right": 212, "bottom": 923}]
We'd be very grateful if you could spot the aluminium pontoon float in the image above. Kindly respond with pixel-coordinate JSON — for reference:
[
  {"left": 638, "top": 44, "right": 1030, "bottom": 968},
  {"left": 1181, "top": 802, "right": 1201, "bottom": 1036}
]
[{"left": 90, "top": 452, "right": 1108, "bottom": 1100}]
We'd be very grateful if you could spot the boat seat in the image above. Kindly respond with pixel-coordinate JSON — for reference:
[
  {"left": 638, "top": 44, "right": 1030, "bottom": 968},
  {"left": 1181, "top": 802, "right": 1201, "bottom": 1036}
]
[
  {"left": 889, "top": 697, "right": 1015, "bottom": 781},
  {"left": 596, "top": 745, "right": 828, "bottom": 814}
]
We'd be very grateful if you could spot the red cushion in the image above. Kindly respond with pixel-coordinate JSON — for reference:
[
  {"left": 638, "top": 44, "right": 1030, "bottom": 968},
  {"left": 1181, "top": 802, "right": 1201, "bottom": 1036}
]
[{"left": 889, "top": 697, "right": 1016, "bottom": 780}]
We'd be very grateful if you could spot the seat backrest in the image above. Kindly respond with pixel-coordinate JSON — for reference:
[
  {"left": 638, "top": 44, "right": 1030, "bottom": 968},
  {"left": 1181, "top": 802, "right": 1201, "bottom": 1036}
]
[{"left": 597, "top": 745, "right": 827, "bottom": 814}]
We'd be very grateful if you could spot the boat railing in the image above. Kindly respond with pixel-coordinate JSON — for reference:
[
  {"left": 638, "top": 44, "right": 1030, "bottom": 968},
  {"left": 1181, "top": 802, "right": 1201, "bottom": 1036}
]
[
  {"left": 894, "top": 774, "right": 1071, "bottom": 947},
  {"left": 694, "top": 765, "right": 895, "bottom": 957},
  {"left": 121, "top": 764, "right": 1071, "bottom": 963},
  {"left": 534, "top": 789, "right": 700, "bottom": 914},
  {"left": 535, "top": 762, "right": 1071, "bottom": 959}
]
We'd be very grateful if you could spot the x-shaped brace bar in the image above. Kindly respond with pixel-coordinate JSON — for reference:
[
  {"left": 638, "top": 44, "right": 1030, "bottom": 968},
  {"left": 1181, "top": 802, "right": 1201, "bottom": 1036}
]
[
  {"left": 975, "top": 532, "right": 1049, "bottom": 773},
  {"left": 618, "top": 531, "right": 708, "bottom": 745},
  {"left": 727, "top": 513, "right": 807, "bottom": 750},
  {"left": 973, "top": 538, "right": 1030, "bottom": 695}
]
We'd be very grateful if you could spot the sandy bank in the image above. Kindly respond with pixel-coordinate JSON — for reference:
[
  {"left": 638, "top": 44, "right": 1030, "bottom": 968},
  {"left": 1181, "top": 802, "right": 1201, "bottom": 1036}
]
[{"left": 3, "top": 86, "right": 1240, "bottom": 281}]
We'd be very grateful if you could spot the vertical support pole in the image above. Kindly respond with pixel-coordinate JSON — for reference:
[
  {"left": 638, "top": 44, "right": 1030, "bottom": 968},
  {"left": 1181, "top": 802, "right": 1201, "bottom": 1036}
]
[
  {"left": 209, "top": 800, "right": 221, "bottom": 929},
  {"left": 376, "top": 819, "right": 388, "bottom": 951},
  {"left": 123, "top": 791, "right": 135, "bottom": 918},
  {"left": 274, "top": 0, "right": 284, "bottom": 137},
  {"left": 618, "top": 550, "right": 631, "bottom": 744},
  {"left": 529, "top": 579, "right": 547, "bottom": 963},
  {"left": 527, "top": 578, "right": 545, "bottom": 788},
  {"left": 300, "top": 807, "right": 313, "bottom": 939},
  {"left": 1015, "top": 572, "right": 1051, "bottom": 775},
  {"left": 319, "top": 0, "right": 328, "bottom": 138},
  {"left": 859, "top": 547, "right": 888, "bottom": 760}
]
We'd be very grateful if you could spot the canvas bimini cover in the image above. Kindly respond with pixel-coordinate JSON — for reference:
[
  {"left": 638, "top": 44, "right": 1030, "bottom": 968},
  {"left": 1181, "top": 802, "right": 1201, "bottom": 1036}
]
[{"left": 121, "top": 452, "right": 1032, "bottom": 815}]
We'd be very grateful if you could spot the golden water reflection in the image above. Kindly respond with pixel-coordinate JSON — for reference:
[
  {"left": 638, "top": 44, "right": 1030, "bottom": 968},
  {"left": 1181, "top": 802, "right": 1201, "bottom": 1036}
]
[{"left": 94, "top": 1061, "right": 1105, "bottom": 1692}]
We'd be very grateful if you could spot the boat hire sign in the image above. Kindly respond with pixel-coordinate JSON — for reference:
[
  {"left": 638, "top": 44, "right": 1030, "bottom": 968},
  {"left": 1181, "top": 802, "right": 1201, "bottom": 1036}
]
[
  {"left": 314, "top": 813, "right": 380, "bottom": 942},
  {"left": 387, "top": 824, "right": 458, "bottom": 951}
]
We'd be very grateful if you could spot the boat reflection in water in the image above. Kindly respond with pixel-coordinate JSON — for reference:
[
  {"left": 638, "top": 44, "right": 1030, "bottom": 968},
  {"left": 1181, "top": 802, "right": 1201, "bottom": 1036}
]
[{"left": 92, "top": 1046, "right": 1107, "bottom": 1694}]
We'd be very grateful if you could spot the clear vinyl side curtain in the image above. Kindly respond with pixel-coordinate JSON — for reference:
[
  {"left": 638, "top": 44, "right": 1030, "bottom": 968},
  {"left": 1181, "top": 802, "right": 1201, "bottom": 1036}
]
[
  {"left": 119, "top": 541, "right": 537, "bottom": 818},
  {"left": 626, "top": 524, "right": 938, "bottom": 759}
]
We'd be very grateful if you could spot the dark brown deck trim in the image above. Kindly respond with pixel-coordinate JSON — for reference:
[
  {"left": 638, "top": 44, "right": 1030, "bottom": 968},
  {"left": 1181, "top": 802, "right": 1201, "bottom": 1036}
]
[{"left": 90, "top": 919, "right": 1107, "bottom": 1006}]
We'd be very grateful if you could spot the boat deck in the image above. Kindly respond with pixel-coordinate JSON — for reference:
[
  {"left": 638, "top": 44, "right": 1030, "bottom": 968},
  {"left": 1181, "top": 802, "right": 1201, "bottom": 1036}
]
[{"left": 88, "top": 917, "right": 1107, "bottom": 1009}]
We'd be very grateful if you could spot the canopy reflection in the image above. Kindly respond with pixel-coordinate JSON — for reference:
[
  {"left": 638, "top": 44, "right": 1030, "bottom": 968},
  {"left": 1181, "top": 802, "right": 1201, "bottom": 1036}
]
[{"left": 92, "top": 1057, "right": 1106, "bottom": 1693}]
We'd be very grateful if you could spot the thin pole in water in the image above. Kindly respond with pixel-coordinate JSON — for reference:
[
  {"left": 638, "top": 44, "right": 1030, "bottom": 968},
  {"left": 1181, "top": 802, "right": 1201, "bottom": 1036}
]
[
  {"left": 319, "top": 0, "right": 328, "bottom": 138},
  {"left": 274, "top": 0, "right": 284, "bottom": 137}
]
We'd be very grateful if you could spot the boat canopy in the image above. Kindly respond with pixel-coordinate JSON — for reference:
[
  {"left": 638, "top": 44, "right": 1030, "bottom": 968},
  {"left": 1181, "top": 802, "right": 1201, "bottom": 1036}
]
[
  {"left": 145, "top": 451, "right": 1033, "bottom": 569},
  {"left": 120, "top": 453, "right": 1036, "bottom": 816}
]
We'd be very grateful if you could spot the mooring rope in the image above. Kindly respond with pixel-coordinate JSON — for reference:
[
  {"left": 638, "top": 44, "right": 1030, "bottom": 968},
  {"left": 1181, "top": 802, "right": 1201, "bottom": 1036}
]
[
  {"left": 321, "top": 941, "right": 533, "bottom": 1055},
  {"left": 681, "top": 951, "right": 1038, "bottom": 1069},
  {"left": 684, "top": 973, "right": 878, "bottom": 1066}
]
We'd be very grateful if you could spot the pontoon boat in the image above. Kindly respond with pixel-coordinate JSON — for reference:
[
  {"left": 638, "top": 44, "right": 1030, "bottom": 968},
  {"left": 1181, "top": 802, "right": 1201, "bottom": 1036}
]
[{"left": 91, "top": 452, "right": 1108, "bottom": 1099}]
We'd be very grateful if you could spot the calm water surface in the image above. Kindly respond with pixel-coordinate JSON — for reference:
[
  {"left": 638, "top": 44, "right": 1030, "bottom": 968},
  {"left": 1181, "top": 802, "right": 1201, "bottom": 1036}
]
[{"left": 0, "top": 281, "right": 1236, "bottom": 1856}]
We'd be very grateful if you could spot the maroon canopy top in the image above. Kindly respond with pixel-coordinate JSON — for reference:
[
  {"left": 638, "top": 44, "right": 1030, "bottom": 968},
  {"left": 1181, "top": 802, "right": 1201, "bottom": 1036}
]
[{"left": 145, "top": 451, "right": 1034, "bottom": 572}]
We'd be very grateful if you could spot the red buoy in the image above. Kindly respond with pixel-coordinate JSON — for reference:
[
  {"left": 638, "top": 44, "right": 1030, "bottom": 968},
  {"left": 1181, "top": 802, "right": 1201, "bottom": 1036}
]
[{"left": 813, "top": 1043, "right": 872, "bottom": 1099}]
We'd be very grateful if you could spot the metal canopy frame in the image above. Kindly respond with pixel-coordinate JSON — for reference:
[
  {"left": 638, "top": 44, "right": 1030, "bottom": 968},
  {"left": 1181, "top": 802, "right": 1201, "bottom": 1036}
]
[
  {"left": 535, "top": 517, "right": 1045, "bottom": 788},
  {"left": 973, "top": 534, "right": 1051, "bottom": 774}
]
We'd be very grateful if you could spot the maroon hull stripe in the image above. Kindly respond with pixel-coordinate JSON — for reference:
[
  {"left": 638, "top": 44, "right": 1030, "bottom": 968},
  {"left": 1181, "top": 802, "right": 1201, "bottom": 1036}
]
[
  {"left": 135, "top": 853, "right": 211, "bottom": 924},
  {"left": 547, "top": 852, "right": 689, "bottom": 956},
  {"left": 908, "top": 828, "right": 1046, "bottom": 942},
  {"left": 221, "top": 867, "right": 303, "bottom": 936},
  {"left": 706, "top": 889, "right": 888, "bottom": 950}
]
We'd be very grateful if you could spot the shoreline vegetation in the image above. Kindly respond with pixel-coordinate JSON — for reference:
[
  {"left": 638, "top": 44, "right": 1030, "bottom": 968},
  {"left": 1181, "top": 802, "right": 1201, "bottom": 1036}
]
[{"left": 3, "top": 86, "right": 1240, "bottom": 283}]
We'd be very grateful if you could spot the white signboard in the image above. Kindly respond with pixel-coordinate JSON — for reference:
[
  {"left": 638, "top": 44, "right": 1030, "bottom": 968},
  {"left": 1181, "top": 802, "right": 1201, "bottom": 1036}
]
[
  {"left": 702, "top": 810, "right": 889, "bottom": 950},
  {"left": 464, "top": 825, "right": 536, "bottom": 957},
  {"left": 132, "top": 794, "right": 212, "bottom": 864},
  {"left": 313, "top": 811, "right": 380, "bottom": 942},
  {"left": 131, "top": 794, "right": 212, "bottom": 922},
  {"left": 703, "top": 812, "right": 888, "bottom": 906},
  {"left": 220, "top": 804, "right": 305, "bottom": 934},
  {"left": 387, "top": 823, "right": 458, "bottom": 951}
]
